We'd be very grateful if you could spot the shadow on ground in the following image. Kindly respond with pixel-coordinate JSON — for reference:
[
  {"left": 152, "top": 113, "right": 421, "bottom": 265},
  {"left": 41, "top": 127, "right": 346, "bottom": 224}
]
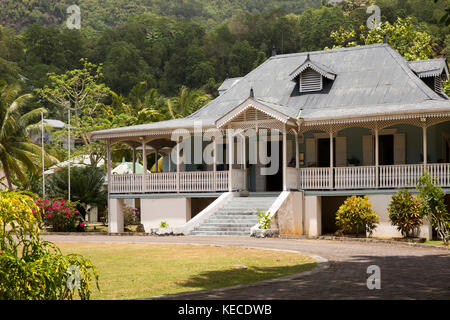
[
  {"left": 164, "top": 253, "right": 450, "bottom": 300},
  {"left": 178, "top": 263, "right": 317, "bottom": 291}
]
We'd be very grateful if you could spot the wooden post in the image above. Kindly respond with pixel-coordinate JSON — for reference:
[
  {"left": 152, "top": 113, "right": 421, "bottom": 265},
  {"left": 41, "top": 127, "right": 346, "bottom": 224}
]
[
  {"left": 283, "top": 127, "right": 287, "bottom": 191},
  {"left": 168, "top": 151, "right": 172, "bottom": 173},
  {"left": 155, "top": 149, "right": 159, "bottom": 173},
  {"left": 213, "top": 137, "right": 217, "bottom": 190},
  {"left": 423, "top": 125, "right": 428, "bottom": 165},
  {"left": 295, "top": 132, "right": 299, "bottom": 169},
  {"left": 329, "top": 130, "right": 334, "bottom": 189},
  {"left": 107, "top": 140, "right": 111, "bottom": 194},
  {"left": 375, "top": 127, "right": 379, "bottom": 188},
  {"left": 242, "top": 135, "right": 247, "bottom": 191},
  {"left": 142, "top": 141, "right": 147, "bottom": 192},
  {"left": 176, "top": 139, "right": 180, "bottom": 193},
  {"left": 228, "top": 128, "right": 233, "bottom": 192},
  {"left": 132, "top": 147, "right": 136, "bottom": 174}
]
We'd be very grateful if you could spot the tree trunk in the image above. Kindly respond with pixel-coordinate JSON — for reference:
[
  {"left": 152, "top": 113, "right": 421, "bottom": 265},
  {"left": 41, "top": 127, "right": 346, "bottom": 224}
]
[{"left": 1, "top": 159, "right": 13, "bottom": 190}]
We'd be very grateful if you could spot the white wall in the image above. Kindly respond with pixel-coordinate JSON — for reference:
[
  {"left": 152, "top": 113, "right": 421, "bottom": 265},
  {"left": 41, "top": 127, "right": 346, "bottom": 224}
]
[
  {"left": 369, "top": 194, "right": 432, "bottom": 240},
  {"left": 304, "top": 195, "right": 321, "bottom": 236},
  {"left": 140, "top": 197, "right": 191, "bottom": 231}
]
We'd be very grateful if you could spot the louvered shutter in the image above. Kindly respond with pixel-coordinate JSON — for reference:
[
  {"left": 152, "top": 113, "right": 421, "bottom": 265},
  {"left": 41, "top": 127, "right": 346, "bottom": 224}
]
[
  {"left": 305, "top": 138, "right": 316, "bottom": 167},
  {"left": 362, "top": 135, "right": 374, "bottom": 166},
  {"left": 335, "top": 137, "right": 347, "bottom": 167},
  {"left": 394, "top": 133, "right": 406, "bottom": 164},
  {"left": 300, "top": 68, "right": 323, "bottom": 92}
]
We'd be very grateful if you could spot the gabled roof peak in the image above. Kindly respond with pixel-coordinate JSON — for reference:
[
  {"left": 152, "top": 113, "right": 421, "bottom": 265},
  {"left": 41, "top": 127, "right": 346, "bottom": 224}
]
[{"left": 289, "top": 55, "right": 336, "bottom": 81}]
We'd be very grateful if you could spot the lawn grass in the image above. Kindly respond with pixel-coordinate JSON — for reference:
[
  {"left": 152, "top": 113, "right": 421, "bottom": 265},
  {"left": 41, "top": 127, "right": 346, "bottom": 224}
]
[
  {"left": 424, "top": 240, "right": 447, "bottom": 246},
  {"left": 56, "top": 242, "right": 316, "bottom": 300}
]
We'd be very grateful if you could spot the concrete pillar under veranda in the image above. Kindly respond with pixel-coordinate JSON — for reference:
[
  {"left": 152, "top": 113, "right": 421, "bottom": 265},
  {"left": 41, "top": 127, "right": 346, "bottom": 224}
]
[{"left": 108, "top": 198, "right": 124, "bottom": 233}]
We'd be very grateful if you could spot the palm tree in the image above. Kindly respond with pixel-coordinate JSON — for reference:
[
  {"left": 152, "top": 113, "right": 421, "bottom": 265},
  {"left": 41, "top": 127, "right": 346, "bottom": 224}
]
[
  {"left": 0, "top": 81, "right": 55, "bottom": 189},
  {"left": 166, "top": 86, "right": 211, "bottom": 119}
]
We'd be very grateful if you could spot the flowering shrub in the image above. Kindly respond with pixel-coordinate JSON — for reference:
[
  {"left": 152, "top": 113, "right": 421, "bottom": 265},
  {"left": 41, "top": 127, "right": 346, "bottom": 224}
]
[
  {"left": 35, "top": 199, "right": 85, "bottom": 232},
  {"left": 0, "top": 191, "right": 99, "bottom": 299},
  {"left": 123, "top": 206, "right": 140, "bottom": 226}
]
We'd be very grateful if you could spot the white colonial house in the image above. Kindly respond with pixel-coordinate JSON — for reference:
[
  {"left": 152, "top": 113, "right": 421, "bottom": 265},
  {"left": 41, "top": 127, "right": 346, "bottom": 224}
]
[{"left": 91, "top": 44, "right": 450, "bottom": 239}]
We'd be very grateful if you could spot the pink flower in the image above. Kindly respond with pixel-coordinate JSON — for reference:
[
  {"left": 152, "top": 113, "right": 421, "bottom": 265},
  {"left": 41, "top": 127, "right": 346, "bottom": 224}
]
[
  {"left": 31, "top": 208, "right": 35, "bottom": 213},
  {"left": 47, "top": 214, "right": 52, "bottom": 219},
  {"left": 74, "top": 211, "right": 79, "bottom": 215},
  {"left": 44, "top": 199, "right": 49, "bottom": 204},
  {"left": 80, "top": 222, "right": 85, "bottom": 227}
]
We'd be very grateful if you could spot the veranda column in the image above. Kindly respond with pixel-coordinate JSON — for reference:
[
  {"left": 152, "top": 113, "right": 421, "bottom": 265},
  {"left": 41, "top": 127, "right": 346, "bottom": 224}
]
[
  {"left": 375, "top": 127, "right": 379, "bottom": 188},
  {"left": 329, "top": 130, "right": 334, "bottom": 189},
  {"left": 295, "top": 132, "right": 299, "bottom": 169},
  {"left": 213, "top": 137, "right": 217, "bottom": 190},
  {"left": 107, "top": 140, "right": 112, "bottom": 194},
  {"left": 423, "top": 125, "right": 428, "bottom": 165},
  {"left": 142, "top": 141, "right": 147, "bottom": 192},
  {"left": 155, "top": 149, "right": 159, "bottom": 173},
  {"left": 242, "top": 135, "right": 248, "bottom": 191},
  {"left": 132, "top": 147, "right": 136, "bottom": 174},
  {"left": 228, "top": 128, "right": 233, "bottom": 192},
  {"left": 168, "top": 151, "right": 172, "bottom": 172},
  {"left": 176, "top": 139, "right": 180, "bottom": 193},
  {"left": 282, "top": 126, "right": 287, "bottom": 191}
]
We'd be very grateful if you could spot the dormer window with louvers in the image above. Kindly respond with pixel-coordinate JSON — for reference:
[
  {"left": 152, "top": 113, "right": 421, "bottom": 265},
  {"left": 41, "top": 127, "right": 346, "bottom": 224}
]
[
  {"left": 290, "top": 53, "right": 336, "bottom": 93},
  {"left": 407, "top": 59, "right": 449, "bottom": 96},
  {"left": 300, "top": 68, "right": 323, "bottom": 92}
]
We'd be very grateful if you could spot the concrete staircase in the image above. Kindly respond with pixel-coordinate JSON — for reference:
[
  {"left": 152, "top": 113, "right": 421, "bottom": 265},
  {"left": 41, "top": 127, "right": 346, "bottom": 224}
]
[{"left": 190, "top": 194, "right": 279, "bottom": 236}]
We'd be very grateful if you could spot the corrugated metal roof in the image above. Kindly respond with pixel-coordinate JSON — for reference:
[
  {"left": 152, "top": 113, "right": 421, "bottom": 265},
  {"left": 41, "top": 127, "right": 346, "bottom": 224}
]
[
  {"left": 92, "top": 44, "right": 450, "bottom": 138},
  {"left": 189, "top": 44, "right": 449, "bottom": 121},
  {"left": 408, "top": 59, "right": 449, "bottom": 79}
]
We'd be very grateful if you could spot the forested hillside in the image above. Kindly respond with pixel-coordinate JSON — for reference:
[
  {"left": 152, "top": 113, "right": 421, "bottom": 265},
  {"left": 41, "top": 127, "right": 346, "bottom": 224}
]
[
  {"left": 0, "top": 0, "right": 321, "bottom": 30},
  {"left": 0, "top": 0, "right": 449, "bottom": 116}
]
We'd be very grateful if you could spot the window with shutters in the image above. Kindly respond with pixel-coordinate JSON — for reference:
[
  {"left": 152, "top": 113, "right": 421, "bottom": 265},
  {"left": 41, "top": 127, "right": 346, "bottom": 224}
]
[{"left": 300, "top": 68, "right": 323, "bottom": 93}]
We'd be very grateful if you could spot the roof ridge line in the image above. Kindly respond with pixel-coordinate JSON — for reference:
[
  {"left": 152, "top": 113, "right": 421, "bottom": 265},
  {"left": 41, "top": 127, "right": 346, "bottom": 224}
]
[
  {"left": 383, "top": 46, "right": 439, "bottom": 101},
  {"left": 269, "top": 43, "right": 389, "bottom": 60}
]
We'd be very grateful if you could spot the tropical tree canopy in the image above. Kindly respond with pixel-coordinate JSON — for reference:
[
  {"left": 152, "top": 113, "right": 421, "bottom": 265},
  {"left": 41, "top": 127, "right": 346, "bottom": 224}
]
[{"left": 0, "top": 81, "right": 56, "bottom": 189}]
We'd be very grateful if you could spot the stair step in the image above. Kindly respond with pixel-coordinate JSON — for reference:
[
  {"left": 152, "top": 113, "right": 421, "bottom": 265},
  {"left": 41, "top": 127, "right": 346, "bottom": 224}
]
[
  {"left": 194, "top": 226, "right": 252, "bottom": 232},
  {"left": 190, "top": 231, "right": 250, "bottom": 236},
  {"left": 190, "top": 195, "right": 277, "bottom": 236}
]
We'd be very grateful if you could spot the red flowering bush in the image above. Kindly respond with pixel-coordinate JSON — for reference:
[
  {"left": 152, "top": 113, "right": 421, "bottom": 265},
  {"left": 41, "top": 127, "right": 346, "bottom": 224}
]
[{"left": 35, "top": 199, "right": 86, "bottom": 232}]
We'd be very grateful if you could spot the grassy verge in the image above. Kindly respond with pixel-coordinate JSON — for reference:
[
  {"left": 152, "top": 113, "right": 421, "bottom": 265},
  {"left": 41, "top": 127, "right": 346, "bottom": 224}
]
[
  {"left": 56, "top": 242, "right": 316, "bottom": 300},
  {"left": 423, "top": 240, "right": 447, "bottom": 246}
]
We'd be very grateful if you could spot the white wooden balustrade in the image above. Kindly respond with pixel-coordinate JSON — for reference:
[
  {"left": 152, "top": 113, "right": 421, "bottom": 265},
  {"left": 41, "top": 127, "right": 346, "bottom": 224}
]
[
  {"left": 298, "top": 163, "right": 450, "bottom": 190},
  {"left": 110, "top": 170, "right": 241, "bottom": 194}
]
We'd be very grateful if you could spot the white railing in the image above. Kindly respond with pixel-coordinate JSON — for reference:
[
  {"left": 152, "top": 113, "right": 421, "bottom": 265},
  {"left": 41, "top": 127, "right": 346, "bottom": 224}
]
[
  {"left": 109, "top": 170, "right": 245, "bottom": 193},
  {"left": 334, "top": 166, "right": 377, "bottom": 189},
  {"left": 297, "top": 163, "right": 450, "bottom": 190},
  {"left": 110, "top": 174, "right": 144, "bottom": 193},
  {"left": 380, "top": 163, "right": 450, "bottom": 188},
  {"left": 298, "top": 167, "right": 331, "bottom": 189}
]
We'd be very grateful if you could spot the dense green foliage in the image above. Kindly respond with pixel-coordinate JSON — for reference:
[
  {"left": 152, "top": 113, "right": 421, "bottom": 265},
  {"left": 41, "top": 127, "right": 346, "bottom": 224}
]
[
  {"left": 0, "top": 81, "right": 56, "bottom": 189},
  {"left": 0, "top": 1, "right": 448, "bottom": 189},
  {"left": 336, "top": 195, "right": 379, "bottom": 237},
  {"left": 0, "top": 190, "right": 99, "bottom": 299},
  {"left": 417, "top": 174, "right": 450, "bottom": 245},
  {"left": 388, "top": 190, "right": 423, "bottom": 237},
  {"left": 46, "top": 166, "right": 108, "bottom": 216}
]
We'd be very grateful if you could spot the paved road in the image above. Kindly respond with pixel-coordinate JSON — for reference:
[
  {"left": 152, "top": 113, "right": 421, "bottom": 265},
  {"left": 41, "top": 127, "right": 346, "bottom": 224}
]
[{"left": 43, "top": 235, "right": 450, "bottom": 300}]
